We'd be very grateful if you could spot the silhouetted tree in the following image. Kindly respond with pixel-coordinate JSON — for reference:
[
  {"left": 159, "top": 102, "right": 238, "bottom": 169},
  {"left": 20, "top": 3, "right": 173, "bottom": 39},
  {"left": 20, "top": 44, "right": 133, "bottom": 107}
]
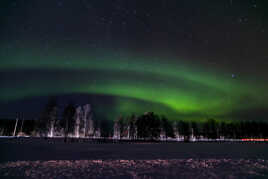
[
  {"left": 219, "top": 121, "right": 227, "bottom": 138},
  {"left": 136, "top": 112, "right": 161, "bottom": 140},
  {"left": 161, "top": 116, "right": 175, "bottom": 139},
  {"left": 136, "top": 115, "right": 148, "bottom": 139},
  {"left": 23, "top": 120, "right": 35, "bottom": 136},
  {"left": 128, "top": 114, "right": 137, "bottom": 140},
  {"left": 191, "top": 121, "right": 201, "bottom": 139},
  {"left": 260, "top": 121, "right": 268, "bottom": 138},
  {"left": 233, "top": 122, "right": 242, "bottom": 139},
  {"left": 117, "top": 115, "right": 126, "bottom": 139},
  {"left": 0, "top": 119, "right": 15, "bottom": 136},
  {"left": 61, "top": 103, "right": 75, "bottom": 142},
  {"left": 37, "top": 98, "right": 58, "bottom": 137},
  {"left": 177, "top": 121, "right": 191, "bottom": 140},
  {"left": 225, "top": 122, "right": 236, "bottom": 138},
  {"left": 238, "top": 121, "right": 246, "bottom": 138},
  {"left": 100, "top": 119, "right": 113, "bottom": 138},
  {"left": 203, "top": 119, "right": 218, "bottom": 139}
]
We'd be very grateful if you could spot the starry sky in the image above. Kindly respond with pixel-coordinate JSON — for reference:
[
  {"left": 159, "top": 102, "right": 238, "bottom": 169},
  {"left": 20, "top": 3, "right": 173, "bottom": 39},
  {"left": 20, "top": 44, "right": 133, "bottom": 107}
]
[{"left": 1, "top": 0, "right": 268, "bottom": 121}]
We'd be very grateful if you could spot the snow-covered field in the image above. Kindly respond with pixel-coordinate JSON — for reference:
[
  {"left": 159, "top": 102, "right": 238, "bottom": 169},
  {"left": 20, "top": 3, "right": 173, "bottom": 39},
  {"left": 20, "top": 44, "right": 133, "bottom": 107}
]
[
  {"left": 1, "top": 138, "right": 268, "bottom": 178},
  {"left": 1, "top": 159, "right": 268, "bottom": 178}
]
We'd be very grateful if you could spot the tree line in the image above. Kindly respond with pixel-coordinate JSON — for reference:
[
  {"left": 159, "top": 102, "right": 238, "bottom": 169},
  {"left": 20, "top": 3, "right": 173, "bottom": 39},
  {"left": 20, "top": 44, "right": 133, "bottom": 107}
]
[
  {"left": 1, "top": 99, "right": 268, "bottom": 140},
  {"left": 113, "top": 112, "right": 268, "bottom": 140}
]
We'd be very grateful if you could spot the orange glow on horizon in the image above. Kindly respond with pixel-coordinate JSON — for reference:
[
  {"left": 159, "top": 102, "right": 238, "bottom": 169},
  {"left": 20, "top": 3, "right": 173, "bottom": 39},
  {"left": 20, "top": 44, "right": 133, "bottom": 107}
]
[{"left": 242, "top": 138, "right": 268, "bottom": 141}]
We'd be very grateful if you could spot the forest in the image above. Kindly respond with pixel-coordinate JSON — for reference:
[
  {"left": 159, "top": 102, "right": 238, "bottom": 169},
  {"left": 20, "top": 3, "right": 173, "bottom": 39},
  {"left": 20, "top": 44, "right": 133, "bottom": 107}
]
[{"left": 1, "top": 100, "right": 268, "bottom": 141}]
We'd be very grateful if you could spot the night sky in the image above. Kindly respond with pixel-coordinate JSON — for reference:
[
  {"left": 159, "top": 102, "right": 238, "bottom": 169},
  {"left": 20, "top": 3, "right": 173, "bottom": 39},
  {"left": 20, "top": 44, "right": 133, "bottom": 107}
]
[{"left": 1, "top": 0, "right": 268, "bottom": 121}]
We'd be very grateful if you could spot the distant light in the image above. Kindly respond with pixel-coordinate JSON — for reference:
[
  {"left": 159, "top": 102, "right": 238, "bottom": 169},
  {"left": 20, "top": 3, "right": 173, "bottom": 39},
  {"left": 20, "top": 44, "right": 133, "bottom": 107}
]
[{"left": 242, "top": 138, "right": 268, "bottom": 141}]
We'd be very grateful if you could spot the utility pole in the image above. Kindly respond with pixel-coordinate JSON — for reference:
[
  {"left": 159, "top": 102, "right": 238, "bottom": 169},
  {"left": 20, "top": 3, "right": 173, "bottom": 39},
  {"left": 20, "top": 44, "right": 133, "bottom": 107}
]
[{"left": 13, "top": 118, "right": 18, "bottom": 136}]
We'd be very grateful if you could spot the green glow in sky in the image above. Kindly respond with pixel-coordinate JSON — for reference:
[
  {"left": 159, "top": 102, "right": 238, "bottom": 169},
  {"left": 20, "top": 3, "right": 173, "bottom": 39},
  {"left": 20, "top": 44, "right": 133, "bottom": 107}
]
[{"left": 1, "top": 47, "right": 267, "bottom": 120}]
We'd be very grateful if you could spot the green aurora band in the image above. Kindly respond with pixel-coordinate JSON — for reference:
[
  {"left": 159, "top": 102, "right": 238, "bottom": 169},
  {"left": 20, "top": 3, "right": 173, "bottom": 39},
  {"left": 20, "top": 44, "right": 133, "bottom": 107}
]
[{"left": 1, "top": 47, "right": 267, "bottom": 121}]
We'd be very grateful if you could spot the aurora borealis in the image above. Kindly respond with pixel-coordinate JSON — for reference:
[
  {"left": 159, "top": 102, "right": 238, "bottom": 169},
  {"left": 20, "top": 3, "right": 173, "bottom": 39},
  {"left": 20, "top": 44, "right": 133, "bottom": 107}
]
[{"left": 1, "top": 0, "right": 268, "bottom": 121}]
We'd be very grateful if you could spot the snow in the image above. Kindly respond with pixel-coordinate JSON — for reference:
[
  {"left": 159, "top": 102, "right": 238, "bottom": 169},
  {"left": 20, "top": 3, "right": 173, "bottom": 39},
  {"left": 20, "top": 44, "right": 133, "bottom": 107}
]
[
  {"left": 1, "top": 159, "right": 268, "bottom": 178},
  {"left": 1, "top": 138, "right": 268, "bottom": 178}
]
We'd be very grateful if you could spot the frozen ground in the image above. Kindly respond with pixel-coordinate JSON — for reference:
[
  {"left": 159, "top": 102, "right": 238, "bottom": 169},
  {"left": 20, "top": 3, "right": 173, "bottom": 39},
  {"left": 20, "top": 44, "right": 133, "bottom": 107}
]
[
  {"left": 1, "top": 138, "right": 268, "bottom": 178},
  {"left": 1, "top": 159, "right": 268, "bottom": 178}
]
